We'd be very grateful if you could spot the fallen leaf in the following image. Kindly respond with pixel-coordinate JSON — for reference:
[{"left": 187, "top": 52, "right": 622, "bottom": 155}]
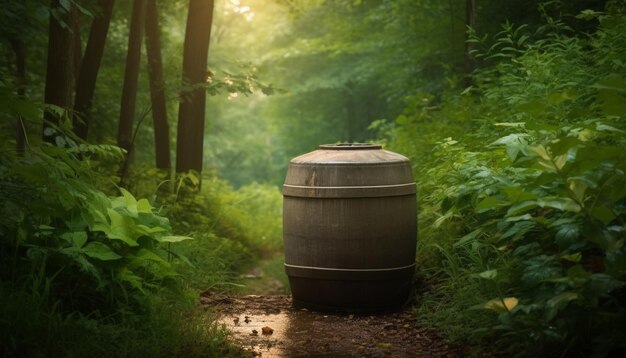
[
  {"left": 262, "top": 326, "right": 274, "bottom": 335},
  {"left": 484, "top": 297, "right": 519, "bottom": 312},
  {"left": 377, "top": 343, "right": 392, "bottom": 349}
]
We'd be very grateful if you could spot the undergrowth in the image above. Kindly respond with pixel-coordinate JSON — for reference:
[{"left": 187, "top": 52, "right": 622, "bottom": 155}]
[{"left": 382, "top": 5, "right": 626, "bottom": 357}]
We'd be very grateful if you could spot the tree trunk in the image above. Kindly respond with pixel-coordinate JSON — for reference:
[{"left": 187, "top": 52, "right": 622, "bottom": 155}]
[
  {"left": 463, "top": 0, "right": 476, "bottom": 87},
  {"left": 10, "top": 39, "right": 26, "bottom": 155},
  {"left": 73, "top": 0, "right": 114, "bottom": 139},
  {"left": 176, "top": 0, "right": 214, "bottom": 175},
  {"left": 71, "top": 7, "right": 82, "bottom": 88},
  {"left": 118, "top": 0, "right": 147, "bottom": 182},
  {"left": 145, "top": 0, "right": 170, "bottom": 171},
  {"left": 43, "top": 0, "right": 75, "bottom": 144}
]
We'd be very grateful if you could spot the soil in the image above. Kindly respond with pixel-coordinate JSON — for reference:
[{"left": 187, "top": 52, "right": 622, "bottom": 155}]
[{"left": 201, "top": 292, "right": 463, "bottom": 357}]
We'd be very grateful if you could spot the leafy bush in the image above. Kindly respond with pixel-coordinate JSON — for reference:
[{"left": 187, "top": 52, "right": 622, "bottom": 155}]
[
  {"left": 382, "top": 6, "right": 626, "bottom": 357},
  {"left": 0, "top": 143, "right": 250, "bottom": 356},
  {"left": 0, "top": 144, "right": 193, "bottom": 313}
]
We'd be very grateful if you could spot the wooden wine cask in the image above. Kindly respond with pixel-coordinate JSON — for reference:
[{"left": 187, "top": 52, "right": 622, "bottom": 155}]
[{"left": 283, "top": 143, "right": 417, "bottom": 311}]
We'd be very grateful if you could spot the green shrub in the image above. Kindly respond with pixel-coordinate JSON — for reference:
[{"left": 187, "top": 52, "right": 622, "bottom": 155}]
[{"left": 384, "top": 6, "right": 626, "bottom": 357}]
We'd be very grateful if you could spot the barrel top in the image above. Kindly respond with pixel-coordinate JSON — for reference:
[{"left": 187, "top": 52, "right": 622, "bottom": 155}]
[{"left": 290, "top": 144, "right": 409, "bottom": 165}]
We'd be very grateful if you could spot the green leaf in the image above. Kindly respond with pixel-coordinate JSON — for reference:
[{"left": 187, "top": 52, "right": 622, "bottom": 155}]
[
  {"left": 502, "top": 186, "right": 537, "bottom": 203},
  {"left": 82, "top": 242, "right": 122, "bottom": 261},
  {"left": 537, "top": 197, "right": 581, "bottom": 212},
  {"left": 501, "top": 221, "right": 535, "bottom": 240},
  {"left": 476, "top": 196, "right": 510, "bottom": 212},
  {"left": 590, "top": 206, "right": 616, "bottom": 225},
  {"left": 507, "top": 200, "right": 538, "bottom": 216},
  {"left": 158, "top": 235, "right": 194, "bottom": 243},
  {"left": 555, "top": 224, "right": 581, "bottom": 250},
  {"left": 474, "top": 269, "right": 498, "bottom": 280},
  {"left": 529, "top": 145, "right": 551, "bottom": 161},
  {"left": 547, "top": 292, "right": 578, "bottom": 310},
  {"left": 118, "top": 188, "right": 138, "bottom": 217},
  {"left": 135, "top": 224, "right": 167, "bottom": 236},
  {"left": 137, "top": 198, "right": 153, "bottom": 213},
  {"left": 61, "top": 231, "right": 87, "bottom": 248},
  {"left": 568, "top": 179, "right": 587, "bottom": 204},
  {"left": 454, "top": 228, "right": 483, "bottom": 247},
  {"left": 106, "top": 209, "right": 138, "bottom": 246},
  {"left": 561, "top": 253, "right": 582, "bottom": 263}
]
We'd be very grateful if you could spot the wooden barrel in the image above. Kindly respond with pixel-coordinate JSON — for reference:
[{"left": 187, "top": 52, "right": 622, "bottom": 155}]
[{"left": 283, "top": 143, "right": 417, "bottom": 311}]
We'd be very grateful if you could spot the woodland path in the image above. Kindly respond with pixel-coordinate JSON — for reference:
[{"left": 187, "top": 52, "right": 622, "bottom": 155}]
[{"left": 201, "top": 292, "right": 463, "bottom": 357}]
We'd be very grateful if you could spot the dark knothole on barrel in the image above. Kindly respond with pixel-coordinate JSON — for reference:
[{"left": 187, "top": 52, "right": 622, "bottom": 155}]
[{"left": 283, "top": 143, "right": 417, "bottom": 312}]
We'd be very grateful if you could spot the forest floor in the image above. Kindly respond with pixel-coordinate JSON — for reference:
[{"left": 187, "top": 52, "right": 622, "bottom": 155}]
[{"left": 201, "top": 259, "right": 463, "bottom": 357}]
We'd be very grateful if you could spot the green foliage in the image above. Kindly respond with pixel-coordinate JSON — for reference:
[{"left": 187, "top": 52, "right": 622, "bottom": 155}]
[
  {"left": 382, "top": 5, "right": 626, "bottom": 357},
  {"left": 0, "top": 143, "right": 193, "bottom": 312}
]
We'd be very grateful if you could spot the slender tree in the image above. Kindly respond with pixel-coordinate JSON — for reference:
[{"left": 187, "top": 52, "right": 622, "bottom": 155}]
[
  {"left": 176, "top": 0, "right": 215, "bottom": 175},
  {"left": 10, "top": 38, "right": 26, "bottom": 154},
  {"left": 71, "top": 7, "right": 82, "bottom": 87},
  {"left": 463, "top": 0, "right": 476, "bottom": 87},
  {"left": 145, "top": 0, "right": 170, "bottom": 170},
  {"left": 73, "top": 0, "right": 114, "bottom": 139},
  {"left": 43, "top": 0, "right": 75, "bottom": 143},
  {"left": 118, "top": 0, "right": 147, "bottom": 182}
]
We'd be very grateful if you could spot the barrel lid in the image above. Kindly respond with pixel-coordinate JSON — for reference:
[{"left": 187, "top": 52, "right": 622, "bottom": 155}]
[
  {"left": 318, "top": 143, "right": 382, "bottom": 150},
  {"left": 290, "top": 143, "right": 409, "bottom": 165}
]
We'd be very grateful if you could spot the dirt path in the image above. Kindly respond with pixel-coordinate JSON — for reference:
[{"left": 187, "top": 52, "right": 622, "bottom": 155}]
[{"left": 202, "top": 292, "right": 462, "bottom": 357}]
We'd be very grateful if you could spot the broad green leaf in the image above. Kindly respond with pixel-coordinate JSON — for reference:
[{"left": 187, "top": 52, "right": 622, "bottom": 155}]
[
  {"left": 476, "top": 196, "right": 510, "bottom": 212},
  {"left": 506, "top": 200, "right": 538, "bottom": 216},
  {"left": 137, "top": 198, "right": 153, "bottom": 213},
  {"left": 553, "top": 154, "right": 568, "bottom": 171},
  {"left": 590, "top": 206, "right": 616, "bottom": 225},
  {"left": 555, "top": 224, "right": 581, "bottom": 250},
  {"left": 61, "top": 231, "right": 87, "bottom": 248},
  {"left": 82, "top": 242, "right": 122, "bottom": 261},
  {"left": 506, "top": 214, "right": 532, "bottom": 222},
  {"left": 502, "top": 186, "right": 537, "bottom": 203},
  {"left": 158, "top": 235, "right": 193, "bottom": 243},
  {"left": 135, "top": 224, "right": 167, "bottom": 236},
  {"left": 568, "top": 179, "right": 587, "bottom": 204},
  {"left": 484, "top": 297, "right": 518, "bottom": 312},
  {"left": 106, "top": 209, "right": 138, "bottom": 246},
  {"left": 119, "top": 188, "right": 138, "bottom": 217},
  {"left": 537, "top": 197, "right": 581, "bottom": 212},
  {"left": 529, "top": 145, "right": 551, "bottom": 161},
  {"left": 501, "top": 221, "right": 535, "bottom": 240}
]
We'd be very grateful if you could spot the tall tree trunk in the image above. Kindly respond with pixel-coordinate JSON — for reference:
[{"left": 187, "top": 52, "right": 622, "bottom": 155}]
[
  {"left": 10, "top": 39, "right": 26, "bottom": 155},
  {"left": 463, "top": 0, "right": 476, "bottom": 87},
  {"left": 73, "top": 0, "right": 114, "bottom": 139},
  {"left": 71, "top": 7, "right": 82, "bottom": 88},
  {"left": 118, "top": 0, "right": 147, "bottom": 183},
  {"left": 145, "top": 0, "right": 170, "bottom": 171},
  {"left": 176, "top": 0, "right": 214, "bottom": 175},
  {"left": 43, "top": 0, "right": 75, "bottom": 144}
]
